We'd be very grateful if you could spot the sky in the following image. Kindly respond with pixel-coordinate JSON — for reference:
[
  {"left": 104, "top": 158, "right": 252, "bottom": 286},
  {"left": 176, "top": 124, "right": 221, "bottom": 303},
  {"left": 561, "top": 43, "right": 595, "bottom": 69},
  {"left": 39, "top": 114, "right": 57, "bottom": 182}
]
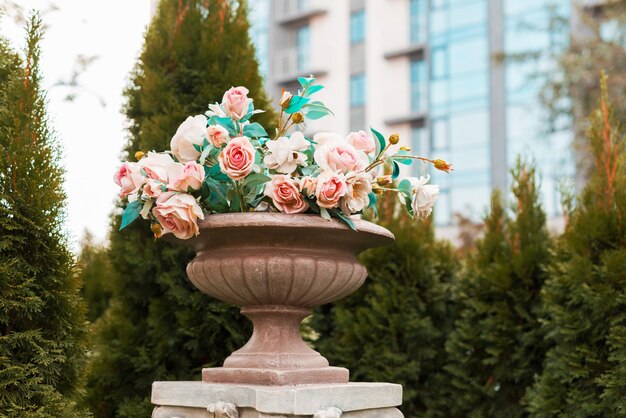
[{"left": 1, "top": 0, "right": 153, "bottom": 248}]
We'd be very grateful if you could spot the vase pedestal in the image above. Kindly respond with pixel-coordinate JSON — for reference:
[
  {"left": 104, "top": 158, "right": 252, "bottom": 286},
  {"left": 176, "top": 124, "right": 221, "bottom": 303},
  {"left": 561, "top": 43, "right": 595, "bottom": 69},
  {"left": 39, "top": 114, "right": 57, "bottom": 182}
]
[{"left": 151, "top": 381, "right": 404, "bottom": 418}]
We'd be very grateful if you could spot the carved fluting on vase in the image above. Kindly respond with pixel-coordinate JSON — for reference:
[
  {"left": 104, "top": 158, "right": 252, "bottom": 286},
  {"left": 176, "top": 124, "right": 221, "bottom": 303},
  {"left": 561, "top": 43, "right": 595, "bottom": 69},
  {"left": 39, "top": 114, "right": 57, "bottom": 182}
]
[{"left": 176, "top": 213, "right": 394, "bottom": 386}]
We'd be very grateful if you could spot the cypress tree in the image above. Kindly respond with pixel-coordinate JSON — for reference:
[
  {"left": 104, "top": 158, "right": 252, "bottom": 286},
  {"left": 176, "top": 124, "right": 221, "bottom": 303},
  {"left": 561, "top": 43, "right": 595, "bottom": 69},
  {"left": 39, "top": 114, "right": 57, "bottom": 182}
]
[
  {"left": 78, "top": 232, "right": 113, "bottom": 323},
  {"left": 525, "top": 74, "right": 626, "bottom": 417},
  {"left": 85, "top": 1, "right": 275, "bottom": 416},
  {"left": 0, "top": 15, "right": 88, "bottom": 417},
  {"left": 313, "top": 205, "right": 459, "bottom": 418},
  {"left": 444, "top": 159, "right": 551, "bottom": 418}
]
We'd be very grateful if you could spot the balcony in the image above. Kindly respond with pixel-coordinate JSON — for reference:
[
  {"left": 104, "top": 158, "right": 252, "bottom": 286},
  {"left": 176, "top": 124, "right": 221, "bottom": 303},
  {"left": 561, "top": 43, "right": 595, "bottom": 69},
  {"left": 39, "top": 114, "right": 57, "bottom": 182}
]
[
  {"left": 273, "top": 47, "right": 327, "bottom": 85},
  {"left": 274, "top": 0, "right": 327, "bottom": 26},
  {"left": 384, "top": 111, "right": 427, "bottom": 127},
  {"left": 384, "top": 43, "right": 427, "bottom": 61}
]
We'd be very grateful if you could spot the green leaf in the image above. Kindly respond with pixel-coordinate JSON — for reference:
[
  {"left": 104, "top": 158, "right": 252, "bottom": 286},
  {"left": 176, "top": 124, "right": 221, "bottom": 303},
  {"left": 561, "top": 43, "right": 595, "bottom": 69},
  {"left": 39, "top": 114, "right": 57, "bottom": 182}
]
[
  {"left": 210, "top": 116, "right": 237, "bottom": 136},
  {"left": 208, "top": 164, "right": 230, "bottom": 182},
  {"left": 398, "top": 179, "right": 413, "bottom": 197},
  {"left": 392, "top": 149, "right": 413, "bottom": 165},
  {"left": 332, "top": 210, "right": 357, "bottom": 231},
  {"left": 303, "top": 101, "right": 334, "bottom": 116},
  {"left": 371, "top": 127, "right": 386, "bottom": 157},
  {"left": 320, "top": 207, "right": 331, "bottom": 221},
  {"left": 284, "top": 96, "right": 310, "bottom": 114},
  {"left": 368, "top": 192, "right": 378, "bottom": 219},
  {"left": 242, "top": 122, "right": 268, "bottom": 138},
  {"left": 303, "top": 84, "right": 324, "bottom": 97},
  {"left": 119, "top": 200, "right": 142, "bottom": 231},
  {"left": 298, "top": 76, "right": 315, "bottom": 89},
  {"left": 244, "top": 173, "right": 271, "bottom": 188},
  {"left": 392, "top": 160, "right": 400, "bottom": 179},
  {"left": 305, "top": 109, "right": 330, "bottom": 120},
  {"left": 193, "top": 143, "right": 202, "bottom": 152}
]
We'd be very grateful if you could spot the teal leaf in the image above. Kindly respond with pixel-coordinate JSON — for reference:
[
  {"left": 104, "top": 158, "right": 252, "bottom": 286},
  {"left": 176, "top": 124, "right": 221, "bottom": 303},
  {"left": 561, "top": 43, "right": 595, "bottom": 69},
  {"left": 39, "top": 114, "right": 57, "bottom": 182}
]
[
  {"left": 284, "top": 96, "right": 310, "bottom": 114},
  {"left": 210, "top": 116, "right": 237, "bottom": 136},
  {"left": 303, "top": 84, "right": 324, "bottom": 97},
  {"left": 298, "top": 75, "right": 315, "bottom": 89},
  {"left": 305, "top": 109, "right": 330, "bottom": 120},
  {"left": 392, "top": 149, "right": 413, "bottom": 165},
  {"left": 199, "top": 145, "right": 212, "bottom": 165},
  {"left": 332, "top": 210, "right": 357, "bottom": 231},
  {"left": 368, "top": 192, "right": 378, "bottom": 219},
  {"left": 392, "top": 160, "right": 400, "bottom": 179},
  {"left": 398, "top": 179, "right": 413, "bottom": 197},
  {"left": 208, "top": 164, "right": 230, "bottom": 182},
  {"left": 119, "top": 200, "right": 142, "bottom": 231},
  {"left": 193, "top": 143, "right": 202, "bottom": 152},
  {"left": 242, "top": 122, "right": 268, "bottom": 138},
  {"left": 371, "top": 127, "right": 386, "bottom": 156}
]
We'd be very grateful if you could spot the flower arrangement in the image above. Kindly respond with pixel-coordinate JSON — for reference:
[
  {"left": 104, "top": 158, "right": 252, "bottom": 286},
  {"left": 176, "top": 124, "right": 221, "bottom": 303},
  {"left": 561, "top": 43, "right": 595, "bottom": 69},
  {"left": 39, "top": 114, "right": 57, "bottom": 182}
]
[{"left": 114, "top": 76, "right": 452, "bottom": 239}]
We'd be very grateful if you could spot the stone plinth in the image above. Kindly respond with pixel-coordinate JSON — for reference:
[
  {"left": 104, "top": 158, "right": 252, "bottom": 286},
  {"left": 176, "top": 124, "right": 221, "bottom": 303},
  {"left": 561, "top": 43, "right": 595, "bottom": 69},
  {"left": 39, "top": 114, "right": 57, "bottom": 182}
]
[{"left": 151, "top": 382, "right": 404, "bottom": 418}]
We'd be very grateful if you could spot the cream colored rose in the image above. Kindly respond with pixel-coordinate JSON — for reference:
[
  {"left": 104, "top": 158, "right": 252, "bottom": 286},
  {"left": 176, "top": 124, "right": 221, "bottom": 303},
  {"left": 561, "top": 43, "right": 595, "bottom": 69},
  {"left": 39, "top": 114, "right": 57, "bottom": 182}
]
[
  {"left": 346, "top": 130, "right": 376, "bottom": 154},
  {"left": 170, "top": 115, "right": 207, "bottom": 163},
  {"left": 340, "top": 171, "right": 372, "bottom": 215},
  {"left": 138, "top": 152, "right": 183, "bottom": 183},
  {"left": 218, "top": 136, "right": 256, "bottom": 180},
  {"left": 264, "top": 131, "right": 309, "bottom": 174},
  {"left": 264, "top": 174, "right": 309, "bottom": 214},
  {"left": 142, "top": 179, "right": 165, "bottom": 199},
  {"left": 206, "top": 124, "right": 229, "bottom": 148},
  {"left": 222, "top": 86, "right": 252, "bottom": 121},
  {"left": 314, "top": 141, "right": 368, "bottom": 173},
  {"left": 299, "top": 176, "right": 318, "bottom": 197},
  {"left": 408, "top": 175, "right": 440, "bottom": 219},
  {"left": 313, "top": 132, "right": 343, "bottom": 148},
  {"left": 315, "top": 171, "right": 347, "bottom": 209},
  {"left": 114, "top": 162, "right": 145, "bottom": 198},
  {"left": 171, "top": 161, "right": 205, "bottom": 192},
  {"left": 152, "top": 192, "right": 205, "bottom": 240}
]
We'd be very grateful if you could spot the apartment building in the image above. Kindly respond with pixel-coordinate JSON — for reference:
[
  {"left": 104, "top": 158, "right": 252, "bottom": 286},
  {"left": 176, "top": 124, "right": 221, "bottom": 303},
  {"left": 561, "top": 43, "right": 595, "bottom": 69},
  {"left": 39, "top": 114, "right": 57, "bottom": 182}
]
[{"left": 250, "top": 0, "right": 576, "bottom": 226}]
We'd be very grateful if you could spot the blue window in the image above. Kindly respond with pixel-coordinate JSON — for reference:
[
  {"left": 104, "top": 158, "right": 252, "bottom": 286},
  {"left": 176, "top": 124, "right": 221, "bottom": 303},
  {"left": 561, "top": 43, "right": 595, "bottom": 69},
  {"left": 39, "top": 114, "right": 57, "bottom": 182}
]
[
  {"left": 409, "top": 0, "right": 427, "bottom": 43},
  {"left": 410, "top": 59, "right": 427, "bottom": 111},
  {"left": 350, "top": 73, "right": 366, "bottom": 107},
  {"left": 350, "top": 9, "right": 366, "bottom": 44},
  {"left": 296, "top": 26, "right": 310, "bottom": 71}
]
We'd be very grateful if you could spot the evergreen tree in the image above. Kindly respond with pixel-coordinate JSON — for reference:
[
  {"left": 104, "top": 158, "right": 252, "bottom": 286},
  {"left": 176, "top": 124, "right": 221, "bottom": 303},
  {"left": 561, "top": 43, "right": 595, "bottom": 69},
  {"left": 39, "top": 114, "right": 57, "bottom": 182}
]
[
  {"left": 0, "top": 16, "right": 88, "bottom": 417},
  {"left": 78, "top": 232, "right": 113, "bottom": 323},
  {"left": 525, "top": 74, "right": 626, "bottom": 417},
  {"left": 86, "top": 1, "right": 275, "bottom": 416},
  {"left": 313, "top": 204, "right": 459, "bottom": 418},
  {"left": 444, "top": 160, "right": 551, "bottom": 418}
]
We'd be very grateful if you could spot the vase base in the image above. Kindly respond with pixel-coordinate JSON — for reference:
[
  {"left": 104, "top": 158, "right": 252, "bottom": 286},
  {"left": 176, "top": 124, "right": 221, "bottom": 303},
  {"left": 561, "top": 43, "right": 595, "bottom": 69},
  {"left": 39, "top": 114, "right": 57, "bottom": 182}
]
[{"left": 202, "top": 366, "right": 349, "bottom": 386}]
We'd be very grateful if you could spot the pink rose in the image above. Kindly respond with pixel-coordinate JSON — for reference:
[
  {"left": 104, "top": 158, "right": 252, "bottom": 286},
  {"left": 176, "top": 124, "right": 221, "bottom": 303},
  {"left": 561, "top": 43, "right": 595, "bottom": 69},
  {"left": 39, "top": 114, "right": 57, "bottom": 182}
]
[
  {"left": 340, "top": 171, "right": 372, "bottom": 215},
  {"left": 142, "top": 179, "right": 165, "bottom": 199},
  {"left": 218, "top": 136, "right": 256, "bottom": 180},
  {"left": 152, "top": 192, "right": 205, "bottom": 240},
  {"left": 314, "top": 142, "right": 368, "bottom": 173},
  {"left": 206, "top": 125, "right": 229, "bottom": 148},
  {"left": 222, "top": 86, "right": 252, "bottom": 121},
  {"left": 346, "top": 130, "right": 376, "bottom": 154},
  {"left": 139, "top": 152, "right": 183, "bottom": 183},
  {"left": 171, "top": 161, "right": 205, "bottom": 192},
  {"left": 315, "top": 172, "right": 347, "bottom": 209},
  {"left": 299, "top": 176, "right": 318, "bottom": 197},
  {"left": 114, "top": 162, "right": 145, "bottom": 198},
  {"left": 264, "top": 175, "right": 309, "bottom": 214}
]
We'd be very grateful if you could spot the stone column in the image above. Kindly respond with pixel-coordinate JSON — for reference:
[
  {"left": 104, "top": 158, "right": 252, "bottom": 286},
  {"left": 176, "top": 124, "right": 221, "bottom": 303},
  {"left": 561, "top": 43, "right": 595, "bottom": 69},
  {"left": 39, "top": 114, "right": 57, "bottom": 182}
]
[{"left": 151, "top": 382, "right": 404, "bottom": 417}]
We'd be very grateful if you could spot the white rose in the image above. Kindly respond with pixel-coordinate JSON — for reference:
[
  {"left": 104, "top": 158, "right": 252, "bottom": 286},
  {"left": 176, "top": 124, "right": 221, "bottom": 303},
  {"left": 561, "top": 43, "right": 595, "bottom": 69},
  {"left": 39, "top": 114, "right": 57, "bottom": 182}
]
[
  {"left": 170, "top": 115, "right": 207, "bottom": 163},
  {"left": 340, "top": 171, "right": 372, "bottom": 215},
  {"left": 407, "top": 175, "right": 440, "bottom": 219},
  {"left": 264, "top": 131, "right": 310, "bottom": 174},
  {"left": 138, "top": 152, "right": 183, "bottom": 183},
  {"left": 313, "top": 132, "right": 343, "bottom": 148}
]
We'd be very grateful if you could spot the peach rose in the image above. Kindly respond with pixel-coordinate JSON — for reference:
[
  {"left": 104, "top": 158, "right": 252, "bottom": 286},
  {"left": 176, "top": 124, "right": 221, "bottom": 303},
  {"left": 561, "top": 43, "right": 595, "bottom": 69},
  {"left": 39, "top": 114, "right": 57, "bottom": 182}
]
[
  {"left": 206, "top": 124, "right": 229, "bottom": 148},
  {"left": 142, "top": 179, "right": 165, "bottom": 199},
  {"left": 264, "top": 175, "right": 309, "bottom": 214},
  {"left": 152, "top": 192, "right": 205, "bottom": 240},
  {"left": 114, "top": 162, "right": 145, "bottom": 198},
  {"left": 139, "top": 152, "right": 183, "bottom": 183},
  {"left": 346, "top": 130, "right": 376, "bottom": 154},
  {"left": 222, "top": 86, "right": 252, "bottom": 121},
  {"left": 315, "top": 172, "right": 347, "bottom": 209},
  {"left": 170, "top": 115, "right": 207, "bottom": 163},
  {"left": 171, "top": 161, "right": 205, "bottom": 192},
  {"left": 314, "top": 142, "right": 368, "bottom": 173},
  {"left": 218, "top": 136, "right": 256, "bottom": 180},
  {"left": 299, "top": 176, "right": 318, "bottom": 197},
  {"left": 340, "top": 171, "right": 372, "bottom": 215}
]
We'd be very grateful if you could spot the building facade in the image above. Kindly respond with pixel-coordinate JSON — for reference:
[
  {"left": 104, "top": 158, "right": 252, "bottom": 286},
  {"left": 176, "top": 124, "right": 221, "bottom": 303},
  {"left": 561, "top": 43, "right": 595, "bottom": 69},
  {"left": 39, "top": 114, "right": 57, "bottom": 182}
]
[{"left": 250, "top": 0, "right": 575, "bottom": 226}]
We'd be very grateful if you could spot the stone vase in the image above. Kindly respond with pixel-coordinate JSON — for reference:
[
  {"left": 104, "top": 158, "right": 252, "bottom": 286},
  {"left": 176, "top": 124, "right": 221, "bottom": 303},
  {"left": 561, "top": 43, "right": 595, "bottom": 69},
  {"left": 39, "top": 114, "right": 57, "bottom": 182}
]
[{"left": 179, "top": 213, "right": 394, "bottom": 386}]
